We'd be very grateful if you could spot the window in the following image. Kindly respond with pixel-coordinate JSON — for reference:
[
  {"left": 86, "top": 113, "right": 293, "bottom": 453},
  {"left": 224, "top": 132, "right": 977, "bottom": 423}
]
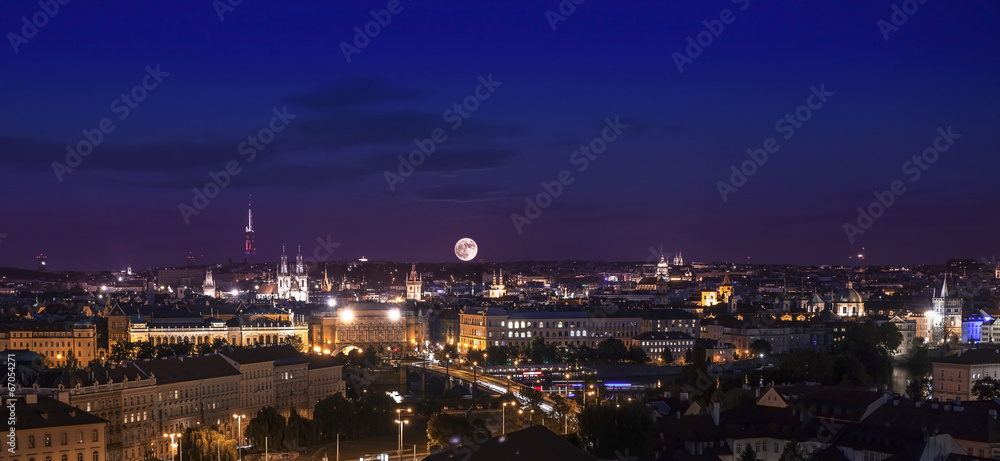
[
  {"left": 77, "top": 455, "right": 83, "bottom": 461},
  {"left": 28, "top": 435, "right": 35, "bottom": 448},
  {"left": 77, "top": 431, "right": 83, "bottom": 443},
  {"left": 93, "top": 430, "right": 99, "bottom": 442},
  {"left": 45, "top": 434, "right": 51, "bottom": 447},
  {"left": 62, "top": 455, "right": 68, "bottom": 461},
  {"left": 93, "top": 452, "right": 99, "bottom": 461}
]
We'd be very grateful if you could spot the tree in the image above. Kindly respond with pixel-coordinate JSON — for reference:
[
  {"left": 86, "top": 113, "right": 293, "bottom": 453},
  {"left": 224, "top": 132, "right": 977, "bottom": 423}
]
[
  {"left": 246, "top": 407, "right": 289, "bottom": 450},
  {"left": 282, "top": 334, "right": 305, "bottom": 352},
  {"left": 466, "top": 349, "right": 486, "bottom": 365},
  {"left": 749, "top": 339, "right": 772, "bottom": 357},
  {"left": 779, "top": 441, "right": 806, "bottom": 461},
  {"left": 737, "top": 445, "right": 760, "bottom": 461},
  {"left": 182, "top": 427, "right": 237, "bottom": 461},
  {"left": 62, "top": 350, "right": 80, "bottom": 370},
  {"left": 660, "top": 347, "right": 674, "bottom": 364},
  {"left": 596, "top": 338, "right": 629, "bottom": 363},
  {"left": 578, "top": 400, "right": 655, "bottom": 458},
  {"left": 876, "top": 322, "right": 903, "bottom": 355},
  {"left": 832, "top": 353, "right": 870, "bottom": 385},
  {"left": 314, "top": 394, "right": 355, "bottom": 440},
  {"left": 972, "top": 376, "right": 1000, "bottom": 401},
  {"left": 109, "top": 340, "right": 136, "bottom": 362},
  {"left": 906, "top": 377, "right": 929, "bottom": 400},
  {"left": 627, "top": 345, "right": 649, "bottom": 364},
  {"left": 426, "top": 413, "right": 483, "bottom": 451},
  {"left": 484, "top": 345, "right": 510, "bottom": 366}
]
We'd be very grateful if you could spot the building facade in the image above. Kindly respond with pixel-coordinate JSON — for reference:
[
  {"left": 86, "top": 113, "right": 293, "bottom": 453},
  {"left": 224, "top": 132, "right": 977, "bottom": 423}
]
[
  {"left": 7, "top": 394, "right": 108, "bottom": 461},
  {"left": 459, "top": 307, "right": 642, "bottom": 351},
  {"left": 0, "top": 320, "right": 98, "bottom": 368}
]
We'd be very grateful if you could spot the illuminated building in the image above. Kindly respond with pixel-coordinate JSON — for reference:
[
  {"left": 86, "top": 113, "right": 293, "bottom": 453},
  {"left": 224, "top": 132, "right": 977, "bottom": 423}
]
[
  {"left": 458, "top": 307, "right": 641, "bottom": 351},
  {"left": 202, "top": 267, "right": 216, "bottom": 297},
  {"left": 275, "top": 245, "right": 309, "bottom": 302},
  {"left": 932, "top": 275, "right": 963, "bottom": 342},
  {"left": 832, "top": 282, "right": 865, "bottom": 317},
  {"left": 406, "top": 264, "right": 422, "bottom": 301},
  {"left": 121, "top": 305, "right": 307, "bottom": 347},
  {"left": 308, "top": 303, "right": 416, "bottom": 354},
  {"left": 4, "top": 394, "right": 107, "bottom": 461},
  {"left": 487, "top": 269, "right": 506, "bottom": 298},
  {"left": 0, "top": 320, "right": 98, "bottom": 367},
  {"left": 717, "top": 269, "right": 733, "bottom": 303}
]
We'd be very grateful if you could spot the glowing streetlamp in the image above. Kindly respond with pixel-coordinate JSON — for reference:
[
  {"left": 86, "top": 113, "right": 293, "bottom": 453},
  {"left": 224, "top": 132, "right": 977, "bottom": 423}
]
[
  {"left": 163, "top": 433, "right": 181, "bottom": 461},
  {"left": 502, "top": 401, "right": 515, "bottom": 435},
  {"left": 395, "top": 408, "right": 411, "bottom": 461},
  {"left": 232, "top": 414, "right": 246, "bottom": 461}
]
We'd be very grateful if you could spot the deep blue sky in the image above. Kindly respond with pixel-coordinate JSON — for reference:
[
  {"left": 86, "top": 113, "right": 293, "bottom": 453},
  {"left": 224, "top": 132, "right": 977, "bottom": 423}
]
[{"left": 1, "top": 0, "right": 998, "bottom": 271}]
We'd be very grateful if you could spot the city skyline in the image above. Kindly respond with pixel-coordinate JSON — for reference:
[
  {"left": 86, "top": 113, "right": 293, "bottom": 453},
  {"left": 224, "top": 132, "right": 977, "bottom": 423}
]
[{"left": 1, "top": 1, "right": 998, "bottom": 269}]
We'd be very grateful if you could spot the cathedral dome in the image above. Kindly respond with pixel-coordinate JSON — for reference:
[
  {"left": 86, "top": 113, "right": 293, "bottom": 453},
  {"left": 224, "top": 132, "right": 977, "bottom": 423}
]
[{"left": 835, "top": 283, "right": 863, "bottom": 304}]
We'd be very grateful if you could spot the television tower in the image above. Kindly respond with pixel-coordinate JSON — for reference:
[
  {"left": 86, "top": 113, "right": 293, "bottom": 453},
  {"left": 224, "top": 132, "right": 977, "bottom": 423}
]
[{"left": 245, "top": 196, "right": 256, "bottom": 263}]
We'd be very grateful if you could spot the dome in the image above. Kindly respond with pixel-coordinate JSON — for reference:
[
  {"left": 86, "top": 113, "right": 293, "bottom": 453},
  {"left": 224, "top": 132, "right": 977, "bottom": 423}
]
[
  {"left": 657, "top": 256, "right": 669, "bottom": 268},
  {"left": 835, "top": 287, "right": 863, "bottom": 304}
]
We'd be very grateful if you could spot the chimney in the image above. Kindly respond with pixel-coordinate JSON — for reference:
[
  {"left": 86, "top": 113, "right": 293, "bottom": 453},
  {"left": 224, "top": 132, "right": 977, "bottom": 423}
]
[{"left": 711, "top": 402, "right": 720, "bottom": 426}]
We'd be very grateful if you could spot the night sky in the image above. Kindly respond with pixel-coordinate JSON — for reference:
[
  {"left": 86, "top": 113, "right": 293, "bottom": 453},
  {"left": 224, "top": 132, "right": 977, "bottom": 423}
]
[{"left": 1, "top": 1, "right": 998, "bottom": 271}]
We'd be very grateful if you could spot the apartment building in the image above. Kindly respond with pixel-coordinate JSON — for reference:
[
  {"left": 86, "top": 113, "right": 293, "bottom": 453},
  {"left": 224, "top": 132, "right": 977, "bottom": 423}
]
[{"left": 459, "top": 307, "right": 642, "bottom": 351}]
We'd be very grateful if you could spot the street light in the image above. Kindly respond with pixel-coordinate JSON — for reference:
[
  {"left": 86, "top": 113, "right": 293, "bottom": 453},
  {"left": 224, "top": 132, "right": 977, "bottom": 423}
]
[
  {"left": 395, "top": 408, "right": 411, "bottom": 461},
  {"left": 232, "top": 414, "right": 246, "bottom": 461},
  {"left": 163, "top": 433, "right": 181, "bottom": 461},
  {"left": 502, "top": 402, "right": 514, "bottom": 435}
]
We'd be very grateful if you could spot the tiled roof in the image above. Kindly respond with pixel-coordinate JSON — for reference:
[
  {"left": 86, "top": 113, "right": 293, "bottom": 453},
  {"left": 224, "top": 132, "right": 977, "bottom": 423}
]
[
  {"left": 134, "top": 355, "right": 240, "bottom": 384},
  {"left": 7, "top": 395, "right": 107, "bottom": 429},
  {"left": 934, "top": 348, "right": 1000, "bottom": 365}
]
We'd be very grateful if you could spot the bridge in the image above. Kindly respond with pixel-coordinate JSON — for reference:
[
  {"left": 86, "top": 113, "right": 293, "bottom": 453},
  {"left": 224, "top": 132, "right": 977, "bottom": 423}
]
[{"left": 404, "top": 362, "right": 557, "bottom": 413}]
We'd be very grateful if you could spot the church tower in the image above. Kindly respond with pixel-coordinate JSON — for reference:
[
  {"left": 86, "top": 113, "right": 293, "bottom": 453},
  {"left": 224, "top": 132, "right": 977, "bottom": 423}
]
[
  {"left": 488, "top": 269, "right": 506, "bottom": 298},
  {"left": 277, "top": 245, "right": 291, "bottom": 299},
  {"left": 406, "top": 264, "right": 422, "bottom": 301},
  {"left": 203, "top": 267, "right": 216, "bottom": 297},
  {"left": 322, "top": 265, "right": 333, "bottom": 292},
  {"left": 932, "top": 274, "right": 962, "bottom": 342},
  {"left": 717, "top": 268, "right": 733, "bottom": 303},
  {"left": 292, "top": 245, "right": 309, "bottom": 302}
]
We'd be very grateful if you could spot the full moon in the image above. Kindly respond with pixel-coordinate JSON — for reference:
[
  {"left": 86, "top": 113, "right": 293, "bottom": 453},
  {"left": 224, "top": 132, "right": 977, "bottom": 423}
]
[{"left": 454, "top": 238, "right": 478, "bottom": 261}]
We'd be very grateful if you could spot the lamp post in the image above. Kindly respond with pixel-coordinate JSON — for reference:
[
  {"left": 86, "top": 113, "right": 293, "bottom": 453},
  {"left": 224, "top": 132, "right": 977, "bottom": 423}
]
[
  {"left": 472, "top": 362, "right": 478, "bottom": 402},
  {"left": 163, "top": 433, "right": 181, "bottom": 461},
  {"left": 395, "top": 408, "right": 411, "bottom": 461},
  {"left": 232, "top": 414, "right": 246, "bottom": 461},
  {"left": 502, "top": 402, "right": 513, "bottom": 435}
]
